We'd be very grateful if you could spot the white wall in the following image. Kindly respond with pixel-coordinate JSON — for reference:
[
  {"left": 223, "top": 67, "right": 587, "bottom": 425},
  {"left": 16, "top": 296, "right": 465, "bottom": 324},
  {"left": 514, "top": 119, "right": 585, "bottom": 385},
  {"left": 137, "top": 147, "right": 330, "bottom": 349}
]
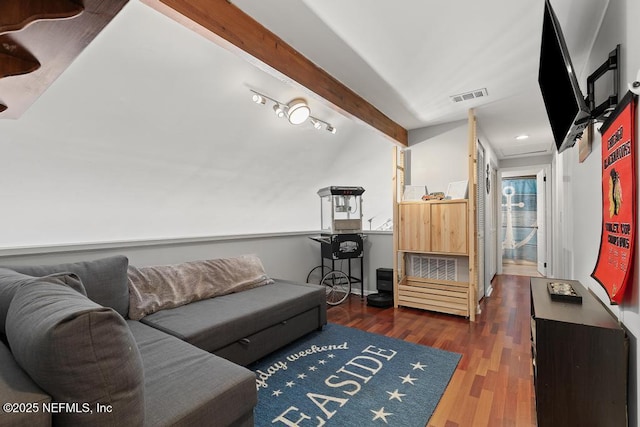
[
  {"left": 0, "top": 1, "right": 394, "bottom": 248},
  {"left": 0, "top": 231, "right": 393, "bottom": 294},
  {"left": 558, "top": 1, "right": 640, "bottom": 424},
  {"left": 407, "top": 120, "right": 468, "bottom": 194}
]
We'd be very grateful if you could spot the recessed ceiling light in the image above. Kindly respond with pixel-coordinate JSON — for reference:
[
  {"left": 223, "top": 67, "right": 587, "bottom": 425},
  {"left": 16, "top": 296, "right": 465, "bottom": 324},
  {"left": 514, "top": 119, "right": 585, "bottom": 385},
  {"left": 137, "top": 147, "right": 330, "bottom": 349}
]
[{"left": 515, "top": 134, "right": 529, "bottom": 140}]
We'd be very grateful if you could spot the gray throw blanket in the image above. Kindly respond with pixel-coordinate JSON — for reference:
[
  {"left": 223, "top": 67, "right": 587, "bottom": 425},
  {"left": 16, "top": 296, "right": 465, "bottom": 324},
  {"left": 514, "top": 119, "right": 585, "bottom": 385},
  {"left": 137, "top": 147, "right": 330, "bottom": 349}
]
[{"left": 127, "top": 254, "right": 274, "bottom": 320}]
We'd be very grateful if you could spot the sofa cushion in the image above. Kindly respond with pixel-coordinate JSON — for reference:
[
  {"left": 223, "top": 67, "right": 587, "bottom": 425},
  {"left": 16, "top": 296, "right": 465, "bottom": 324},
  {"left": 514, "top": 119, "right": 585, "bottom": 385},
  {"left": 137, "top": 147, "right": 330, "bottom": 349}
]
[
  {"left": 0, "top": 268, "right": 85, "bottom": 335},
  {"left": 2, "top": 255, "right": 130, "bottom": 317},
  {"left": 140, "top": 280, "right": 326, "bottom": 354},
  {"left": 0, "top": 341, "right": 51, "bottom": 427},
  {"left": 127, "top": 254, "right": 274, "bottom": 320},
  {"left": 127, "top": 320, "right": 256, "bottom": 427},
  {"left": 6, "top": 282, "right": 145, "bottom": 427}
]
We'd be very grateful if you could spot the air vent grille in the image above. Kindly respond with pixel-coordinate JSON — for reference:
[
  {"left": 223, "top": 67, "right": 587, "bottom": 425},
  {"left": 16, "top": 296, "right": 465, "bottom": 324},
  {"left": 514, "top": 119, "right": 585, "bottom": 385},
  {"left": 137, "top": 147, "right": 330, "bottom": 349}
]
[
  {"left": 450, "top": 88, "right": 488, "bottom": 103},
  {"left": 407, "top": 254, "right": 457, "bottom": 281}
]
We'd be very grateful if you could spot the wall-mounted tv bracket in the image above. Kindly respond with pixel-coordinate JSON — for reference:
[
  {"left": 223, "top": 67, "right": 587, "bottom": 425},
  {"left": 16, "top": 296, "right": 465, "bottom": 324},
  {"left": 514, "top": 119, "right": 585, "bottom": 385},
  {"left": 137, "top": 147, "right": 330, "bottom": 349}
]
[
  {"left": 630, "top": 69, "right": 640, "bottom": 95},
  {"left": 586, "top": 44, "right": 620, "bottom": 122}
]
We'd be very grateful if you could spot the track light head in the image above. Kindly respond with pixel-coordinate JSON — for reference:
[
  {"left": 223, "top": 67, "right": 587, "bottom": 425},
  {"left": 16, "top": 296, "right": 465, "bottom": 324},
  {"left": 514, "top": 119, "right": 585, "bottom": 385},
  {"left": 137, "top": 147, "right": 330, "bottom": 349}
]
[
  {"left": 252, "top": 93, "right": 266, "bottom": 104},
  {"left": 273, "top": 104, "right": 285, "bottom": 118},
  {"left": 310, "top": 118, "right": 322, "bottom": 129}
]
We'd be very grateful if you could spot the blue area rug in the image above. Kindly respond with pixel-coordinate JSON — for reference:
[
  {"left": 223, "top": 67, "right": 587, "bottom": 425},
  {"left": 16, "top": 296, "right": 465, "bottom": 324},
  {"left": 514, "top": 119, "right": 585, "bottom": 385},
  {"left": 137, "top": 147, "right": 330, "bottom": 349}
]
[{"left": 248, "top": 323, "right": 461, "bottom": 426}]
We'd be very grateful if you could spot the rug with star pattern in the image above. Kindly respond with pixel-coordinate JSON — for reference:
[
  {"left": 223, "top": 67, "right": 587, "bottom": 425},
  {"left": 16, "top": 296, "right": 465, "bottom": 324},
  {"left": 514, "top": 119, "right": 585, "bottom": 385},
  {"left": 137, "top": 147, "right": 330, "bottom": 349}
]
[{"left": 248, "top": 323, "right": 461, "bottom": 426}]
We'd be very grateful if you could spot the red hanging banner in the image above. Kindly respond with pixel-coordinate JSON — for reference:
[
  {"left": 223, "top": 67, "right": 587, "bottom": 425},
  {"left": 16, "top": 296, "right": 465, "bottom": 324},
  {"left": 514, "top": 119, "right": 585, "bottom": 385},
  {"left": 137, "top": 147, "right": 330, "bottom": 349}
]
[{"left": 592, "top": 91, "right": 637, "bottom": 304}]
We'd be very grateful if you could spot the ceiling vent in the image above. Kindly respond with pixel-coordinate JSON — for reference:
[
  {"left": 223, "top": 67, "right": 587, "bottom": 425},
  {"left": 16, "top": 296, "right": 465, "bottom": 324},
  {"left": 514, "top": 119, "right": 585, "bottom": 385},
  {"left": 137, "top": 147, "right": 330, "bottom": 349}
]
[
  {"left": 501, "top": 145, "right": 550, "bottom": 157},
  {"left": 450, "top": 88, "right": 488, "bottom": 103}
]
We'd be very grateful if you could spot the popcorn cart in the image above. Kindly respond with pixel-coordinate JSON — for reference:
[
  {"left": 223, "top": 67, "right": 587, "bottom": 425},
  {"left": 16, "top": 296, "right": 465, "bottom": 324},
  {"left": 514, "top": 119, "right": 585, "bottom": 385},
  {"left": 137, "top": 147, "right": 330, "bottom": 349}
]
[{"left": 308, "top": 186, "right": 365, "bottom": 305}]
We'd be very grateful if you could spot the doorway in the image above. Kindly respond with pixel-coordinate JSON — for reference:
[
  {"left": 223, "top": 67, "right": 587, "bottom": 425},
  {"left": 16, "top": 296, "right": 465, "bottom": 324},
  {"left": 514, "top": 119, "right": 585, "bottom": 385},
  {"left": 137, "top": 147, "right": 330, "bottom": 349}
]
[
  {"left": 501, "top": 175, "right": 540, "bottom": 276},
  {"left": 499, "top": 166, "right": 549, "bottom": 277}
]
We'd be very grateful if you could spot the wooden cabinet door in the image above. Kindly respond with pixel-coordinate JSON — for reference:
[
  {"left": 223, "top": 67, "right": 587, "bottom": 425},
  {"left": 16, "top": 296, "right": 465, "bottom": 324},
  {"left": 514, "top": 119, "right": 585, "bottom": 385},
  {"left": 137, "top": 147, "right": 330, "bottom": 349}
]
[
  {"left": 398, "top": 203, "right": 430, "bottom": 252},
  {"left": 431, "top": 202, "right": 468, "bottom": 254}
]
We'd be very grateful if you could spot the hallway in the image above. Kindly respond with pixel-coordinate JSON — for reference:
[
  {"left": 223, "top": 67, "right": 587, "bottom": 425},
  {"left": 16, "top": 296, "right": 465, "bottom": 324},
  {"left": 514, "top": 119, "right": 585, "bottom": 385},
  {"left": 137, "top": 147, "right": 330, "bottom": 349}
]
[{"left": 328, "top": 274, "right": 536, "bottom": 426}]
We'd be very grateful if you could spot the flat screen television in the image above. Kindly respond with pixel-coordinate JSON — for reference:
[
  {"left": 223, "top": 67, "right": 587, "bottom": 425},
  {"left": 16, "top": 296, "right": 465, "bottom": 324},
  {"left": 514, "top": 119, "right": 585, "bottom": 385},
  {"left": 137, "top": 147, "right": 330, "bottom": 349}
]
[{"left": 538, "top": 0, "right": 591, "bottom": 153}]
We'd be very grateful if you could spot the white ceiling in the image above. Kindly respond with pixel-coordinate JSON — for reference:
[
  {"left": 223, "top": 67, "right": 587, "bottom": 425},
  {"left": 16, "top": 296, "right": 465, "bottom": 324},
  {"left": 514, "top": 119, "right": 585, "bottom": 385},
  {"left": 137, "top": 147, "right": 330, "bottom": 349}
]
[
  {"left": 0, "top": 1, "right": 398, "bottom": 245},
  {"left": 232, "top": 0, "right": 610, "bottom": 158},
  {"left": 0, "top": 0, "right": 613, "bottom": 246},
  {"left": 0, "top": 0, "right": 612, "bottom": 160}
]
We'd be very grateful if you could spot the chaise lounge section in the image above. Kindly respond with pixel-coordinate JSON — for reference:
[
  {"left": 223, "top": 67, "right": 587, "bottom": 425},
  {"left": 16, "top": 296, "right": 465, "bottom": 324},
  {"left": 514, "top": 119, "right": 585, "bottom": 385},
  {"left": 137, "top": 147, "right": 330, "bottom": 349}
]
[{"left": 140, "top": 278, "right": 327, "bottom": 366}]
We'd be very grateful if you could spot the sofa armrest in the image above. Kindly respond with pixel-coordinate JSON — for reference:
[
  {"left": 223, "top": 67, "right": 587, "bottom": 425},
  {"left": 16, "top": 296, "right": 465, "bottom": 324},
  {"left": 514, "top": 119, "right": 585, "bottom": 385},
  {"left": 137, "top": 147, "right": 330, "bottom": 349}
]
[{"left": 0, "top": 341, "right": 51, "bottom": 427}]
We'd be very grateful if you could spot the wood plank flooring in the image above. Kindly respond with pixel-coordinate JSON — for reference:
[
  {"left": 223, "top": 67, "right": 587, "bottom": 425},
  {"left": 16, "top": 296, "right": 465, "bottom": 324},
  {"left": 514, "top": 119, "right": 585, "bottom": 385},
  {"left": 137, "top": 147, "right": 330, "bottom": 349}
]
[
  {"left": 327, "top": 274, "right": 536, "bottom": 427},
  {"left": 502, "top": 261, "right": 543, "bottom": 277}
]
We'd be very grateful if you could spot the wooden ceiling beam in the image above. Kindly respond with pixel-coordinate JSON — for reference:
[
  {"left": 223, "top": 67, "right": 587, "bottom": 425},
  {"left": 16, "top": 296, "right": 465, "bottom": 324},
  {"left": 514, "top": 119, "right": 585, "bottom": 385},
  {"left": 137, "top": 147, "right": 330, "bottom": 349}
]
[{"left": 141, "top": 0, "right": 408, "bottom": 146}]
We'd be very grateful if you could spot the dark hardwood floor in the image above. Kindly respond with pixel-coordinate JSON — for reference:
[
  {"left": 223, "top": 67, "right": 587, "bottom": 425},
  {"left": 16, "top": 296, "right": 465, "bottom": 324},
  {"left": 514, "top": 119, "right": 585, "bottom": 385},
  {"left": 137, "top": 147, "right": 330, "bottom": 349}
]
[{"left": 327, "top": 274, "right": 536, "bottom": 427}]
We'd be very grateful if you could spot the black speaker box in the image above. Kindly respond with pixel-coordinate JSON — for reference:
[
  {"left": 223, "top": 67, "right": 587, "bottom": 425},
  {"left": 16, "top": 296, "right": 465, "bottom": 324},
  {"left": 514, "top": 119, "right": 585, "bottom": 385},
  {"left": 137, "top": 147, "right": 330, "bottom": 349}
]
[{"left": 376, "top": 268, "right": 393, "bottom": 292}]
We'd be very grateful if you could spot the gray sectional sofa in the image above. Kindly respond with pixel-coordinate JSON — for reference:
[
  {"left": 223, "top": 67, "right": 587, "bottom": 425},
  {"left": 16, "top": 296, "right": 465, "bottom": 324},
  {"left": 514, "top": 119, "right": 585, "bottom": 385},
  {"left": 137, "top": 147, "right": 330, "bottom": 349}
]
[{"left": 0, "top": 255, "right": 326, "bottom": 427}]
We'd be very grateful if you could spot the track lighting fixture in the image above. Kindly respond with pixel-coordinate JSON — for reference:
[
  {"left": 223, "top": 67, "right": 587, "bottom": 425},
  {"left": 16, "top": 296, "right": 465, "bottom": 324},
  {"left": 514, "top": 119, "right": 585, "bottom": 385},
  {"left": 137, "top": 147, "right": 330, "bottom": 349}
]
[{"left": 249, "top": 89, "right": 336, "bottom": 134}]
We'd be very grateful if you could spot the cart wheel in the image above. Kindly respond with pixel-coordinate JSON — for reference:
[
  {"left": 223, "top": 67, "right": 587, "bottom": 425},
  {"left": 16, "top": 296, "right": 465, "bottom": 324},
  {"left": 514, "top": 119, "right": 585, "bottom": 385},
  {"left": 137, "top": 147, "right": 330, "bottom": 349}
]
[
  {"left": 321, "top": 270, "right": 351, "bottom": 306},
  {"left": 306, "top": 265, "right": 331, "bottom": 284}
]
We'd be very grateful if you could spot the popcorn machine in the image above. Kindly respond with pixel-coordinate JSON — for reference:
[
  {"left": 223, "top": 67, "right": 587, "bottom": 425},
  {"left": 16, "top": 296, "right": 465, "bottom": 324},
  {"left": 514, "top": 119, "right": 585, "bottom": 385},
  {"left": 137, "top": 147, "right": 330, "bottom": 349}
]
[
  {"left": 309, "top": 186, "right": 365, "bottom": 300},
  {"left": 318, "top": 186, "right": 365, "bottom": 235}
]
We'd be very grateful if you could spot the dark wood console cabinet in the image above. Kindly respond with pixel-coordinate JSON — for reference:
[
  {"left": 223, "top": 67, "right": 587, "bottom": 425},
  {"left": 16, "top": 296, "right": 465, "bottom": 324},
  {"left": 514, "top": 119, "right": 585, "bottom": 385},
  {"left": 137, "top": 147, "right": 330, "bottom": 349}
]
[{"left": 530, "top": 277, "right": 628, "bottom": 427}]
